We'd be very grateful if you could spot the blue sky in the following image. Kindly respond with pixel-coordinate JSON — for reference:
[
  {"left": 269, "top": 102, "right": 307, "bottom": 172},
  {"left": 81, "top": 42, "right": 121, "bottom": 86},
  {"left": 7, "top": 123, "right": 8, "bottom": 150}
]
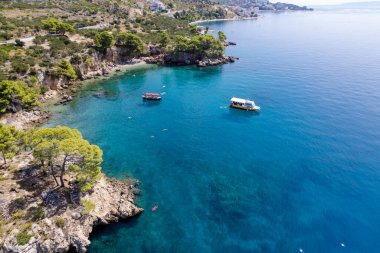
[{"left": 284, "top": 0, "right": 377, "bottom": 5}]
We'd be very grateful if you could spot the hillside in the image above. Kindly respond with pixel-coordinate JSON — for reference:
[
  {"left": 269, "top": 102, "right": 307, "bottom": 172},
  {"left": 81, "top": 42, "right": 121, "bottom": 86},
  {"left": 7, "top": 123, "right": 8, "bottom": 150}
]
[{"left": 0, "top": 0, "right": 239, "bottom": 110}]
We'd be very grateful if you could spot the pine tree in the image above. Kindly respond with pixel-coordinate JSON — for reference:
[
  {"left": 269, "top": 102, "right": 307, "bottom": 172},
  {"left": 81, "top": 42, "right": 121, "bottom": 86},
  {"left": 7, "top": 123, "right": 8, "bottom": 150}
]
[{"left": 0, "top": 124, "right": 20, "bottom": 164}]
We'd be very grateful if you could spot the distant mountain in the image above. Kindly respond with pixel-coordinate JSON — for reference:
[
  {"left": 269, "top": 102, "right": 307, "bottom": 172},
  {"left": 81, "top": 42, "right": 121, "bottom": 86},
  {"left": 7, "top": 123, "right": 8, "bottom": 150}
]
[{"left": 314, "top": 1, "right": 380, "bottom": 10}]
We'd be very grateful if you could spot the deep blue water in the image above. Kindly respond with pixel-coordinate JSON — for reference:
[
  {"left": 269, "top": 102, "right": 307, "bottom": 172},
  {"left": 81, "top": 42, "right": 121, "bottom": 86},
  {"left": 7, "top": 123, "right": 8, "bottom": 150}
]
[{"left": 47, "top": 11, "right": 380, "bottom": 253}]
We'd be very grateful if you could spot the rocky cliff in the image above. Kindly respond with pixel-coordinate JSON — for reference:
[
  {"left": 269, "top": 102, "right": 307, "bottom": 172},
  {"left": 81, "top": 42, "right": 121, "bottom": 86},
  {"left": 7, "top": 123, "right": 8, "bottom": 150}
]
[
  {"left": 0, "top": 153, "right": 143, "bottom": 253},
  {"left": 0, "top": 168, "right": 143, "bottom": 253}
]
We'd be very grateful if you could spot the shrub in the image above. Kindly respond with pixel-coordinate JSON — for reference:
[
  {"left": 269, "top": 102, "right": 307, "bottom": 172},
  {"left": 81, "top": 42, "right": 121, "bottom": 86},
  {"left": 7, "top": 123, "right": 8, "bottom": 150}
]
[
  {"left": 12, "top": 210, "right": 24, "bottom": 220},
  {"left": 48, "top": 36, "right": 83, "bottom": 57},
  {"left": 55, "top": 217, "right": 65, "bottom": 228},
  {"left": 33, "top": 35, "right": 46, "bottom": 45},
  {"left": 23, "top": 223, "right": 31, "bottom": 231},
  {"left": 29, "top": 76, "right": 38, "bottom": 84},
  {"left": 14, "top": 197, "right": 27, "bottom": 206},
  {"left": 41, "top": 17, "right": 74, "bottom": 35},
  {"left": 29, "top": 206, "right": 45, "bottom": 221},
  {"left": 40, "top": 59, "right": 54, "bottom": 68},
  {"left": 115, "top": 32, "right": 145, "bottom": 56},
  {"left": 16, "top": 231, "right": 32, "bottom": 245},
  {"left": 0, "top": 48, "right": 9, "bottom": 64},
  {"left": 218, "top": 31, "right": 227, "bottom": 41},
  {"left": 85, "top": 57, "right": 94, "bottom": 66},
  {"left": 11, "top": 59, "right": 29, "bottom": 74},
  {"left": 94, "top": 31, "right": 113, "bottom": 52},
  {"left": 57, "top": 60, "right": 77, "bottom": 80},
  {"left": 0, "top": 32, "right": 12, "bottom": 41},
  {"left": 81, "top": 199, "right": 95, "bottom": 214},
  {"left": 0, "top": 80, "right": 41, "bottom": 112},
  {"left": 15, "top": 39, "right": 25, "bottom": 47},
  {"left": 40, "top": 85, "right": 49, "bottom": 94}
]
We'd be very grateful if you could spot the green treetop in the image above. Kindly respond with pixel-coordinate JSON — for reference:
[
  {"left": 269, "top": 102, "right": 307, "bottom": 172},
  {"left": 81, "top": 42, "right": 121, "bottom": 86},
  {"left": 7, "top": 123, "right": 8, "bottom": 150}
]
[
  {"left": 217, "top": 31, "right": 227, "bottom": 42},
  {"left": 31, "top": 126, "right": 102, "bottom": 191},
  {"left": 173, "top": 34, "right": 225, "bottom": 58},
  {"left": 94, "top": 31, "right": 113, "bottom": 52},
  {"left": 115, "top": 32, "right": 145, "bottom": 56},
  {"left": 41, "top": 18, "right": 74, "bottom": 36},
  {"left": 0, "top": 80, "right": 41, "bottom": 113},
  {"left": 159, "top": 31, "right": 170, "bottom": 48},
  {"left": 0, "top": 124, "right": 20, "bottom": 164},
  {"left": 57, "top": 60, "right": 77, "bottom": 80},
  {"left": 204, "top": 26, "right": 209, "bottom": 34},
  {"left": 190, "top": 25, "right": 200, "bottom": 35}
]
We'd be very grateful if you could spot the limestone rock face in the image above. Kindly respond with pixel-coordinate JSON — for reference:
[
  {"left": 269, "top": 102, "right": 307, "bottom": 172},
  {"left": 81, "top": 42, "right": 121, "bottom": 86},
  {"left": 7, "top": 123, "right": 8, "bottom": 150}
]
[
  {"left": 2, "top": 176, "right": 143, "bottom": 253},
  {"left": 0, "top": 110, "right": 51, "bottom": 130},
  {"left": 197, "top": 56, "right": 236, "bottom": 67},
  {"left": 162, "top": 52, "right": 236, "bottom": 67}
]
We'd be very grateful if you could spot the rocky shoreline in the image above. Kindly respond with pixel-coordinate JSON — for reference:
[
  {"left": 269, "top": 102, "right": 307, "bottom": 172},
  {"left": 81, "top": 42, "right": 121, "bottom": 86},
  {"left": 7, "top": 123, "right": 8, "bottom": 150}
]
[
  {"left": 144, "top": 53, "right": 237, "bottom": 67},
  {"left": 0, "top": 60, "right": 149, "bottom": 131},
  {"left": 0, "top": 48, "right": 235, "bottom": 253},
  {"left": 1, "top": 160, "right": 143, "bottom": 253},
  {"left": 0, "top": 62, "right": 146, "bottom": 252},
  {"left": 0, "top": 51, "right": 236, "bottom": 131}
]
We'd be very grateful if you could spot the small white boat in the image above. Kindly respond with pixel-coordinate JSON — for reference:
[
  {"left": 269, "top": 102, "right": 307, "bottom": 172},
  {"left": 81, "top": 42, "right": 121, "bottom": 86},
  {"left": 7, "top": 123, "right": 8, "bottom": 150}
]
[{"left": 230, "top": 97, "right": 260, "bottom": 111}]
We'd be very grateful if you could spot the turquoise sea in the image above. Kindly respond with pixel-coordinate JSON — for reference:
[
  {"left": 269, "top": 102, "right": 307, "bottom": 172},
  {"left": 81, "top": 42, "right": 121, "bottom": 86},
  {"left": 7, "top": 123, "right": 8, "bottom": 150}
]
[{"left": 47, "top": 11, "right": 380, "bottom": 253}]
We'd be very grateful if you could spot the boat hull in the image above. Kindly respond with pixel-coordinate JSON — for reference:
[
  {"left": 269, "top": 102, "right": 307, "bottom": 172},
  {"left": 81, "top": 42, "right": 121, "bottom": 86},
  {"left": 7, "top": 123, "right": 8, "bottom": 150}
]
[
  {"left": 142, "top": 96, "right": 161, "bottom": 100},
  {"left": 230, "top": 104, "right": 260, "bottom": 111}
]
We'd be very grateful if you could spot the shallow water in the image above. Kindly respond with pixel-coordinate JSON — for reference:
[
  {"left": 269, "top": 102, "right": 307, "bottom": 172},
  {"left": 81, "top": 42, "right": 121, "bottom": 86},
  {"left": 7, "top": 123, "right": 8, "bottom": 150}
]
[{"left": 47, "top": 11, "right": 380, "bottom": 253}]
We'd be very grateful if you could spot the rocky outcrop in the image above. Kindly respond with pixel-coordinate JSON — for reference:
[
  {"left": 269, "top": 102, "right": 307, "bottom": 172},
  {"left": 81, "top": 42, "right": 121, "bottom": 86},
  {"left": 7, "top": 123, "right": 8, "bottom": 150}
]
[
  {"left": 197, "top": 56, "right": 236, "bottom": 67},
  {"left": 1, "top": 176, "right": 143, "bottom": 253},
  {"left": 0, "top": 109, "right": 51, "bottom": 130},
  {"left": 143, "top": 52, "right": 236, "bottom": 67}
]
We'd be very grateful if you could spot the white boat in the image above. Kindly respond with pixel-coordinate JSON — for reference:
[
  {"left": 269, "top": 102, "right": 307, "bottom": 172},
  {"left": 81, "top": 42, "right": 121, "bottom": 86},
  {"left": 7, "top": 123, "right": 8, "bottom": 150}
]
[{"left": 230, "top": 97, "right": 260, "bottom": 111}]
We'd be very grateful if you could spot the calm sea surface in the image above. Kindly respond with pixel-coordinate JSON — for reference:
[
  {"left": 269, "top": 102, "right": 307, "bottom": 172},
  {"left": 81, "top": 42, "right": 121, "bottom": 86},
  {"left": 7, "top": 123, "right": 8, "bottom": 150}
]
[{"left": 47, "top": 11, "right": 380, "bottom": 253}]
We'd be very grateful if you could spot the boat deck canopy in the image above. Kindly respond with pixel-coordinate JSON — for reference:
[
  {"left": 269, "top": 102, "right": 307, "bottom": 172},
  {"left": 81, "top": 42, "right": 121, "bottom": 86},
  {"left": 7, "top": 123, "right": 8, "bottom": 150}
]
[{"left": 230, "top": 97, "right": 255, "bottom": 105}]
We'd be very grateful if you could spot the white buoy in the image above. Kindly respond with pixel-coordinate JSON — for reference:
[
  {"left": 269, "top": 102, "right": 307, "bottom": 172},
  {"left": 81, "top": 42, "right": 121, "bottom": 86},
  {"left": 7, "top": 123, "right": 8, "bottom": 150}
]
[
  {"left": 162, "top": 85, "right": 166, "bottom": 88},
  {"left": 150, "top": 135, "right": 155, "bottom": 138},
  {"left": 128, "top": 116, "right": 132, "bottom": 119},
  {"left": 341, "top": 243, "right": 345, "bottom": 247},
  {"left": 299, "top": 249, "right": 303, "bottom": 253}
]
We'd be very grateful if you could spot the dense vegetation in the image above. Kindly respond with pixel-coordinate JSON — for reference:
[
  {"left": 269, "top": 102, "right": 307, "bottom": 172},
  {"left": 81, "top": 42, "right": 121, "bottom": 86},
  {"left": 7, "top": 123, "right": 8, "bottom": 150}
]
[
  {"left": 0, "top": 0, "right": 230, "bottom": 116},
  {"left": 173, "top": 34, "right": 225, "bottom": 58},
  {"left": 42, "top": 18, "right": 74, "bottom": 36},
  {"left": 115, "top": 32, "right": 145, "bottom": 55},
  {"left": 0, "top": 80, "right": 41, "bottom": 113},
  {"left": 0, "top": 124, "right": 103, "bottom": 192},
  {"left": 174, "top": 7, "right": 227, "bottom": 22}
]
